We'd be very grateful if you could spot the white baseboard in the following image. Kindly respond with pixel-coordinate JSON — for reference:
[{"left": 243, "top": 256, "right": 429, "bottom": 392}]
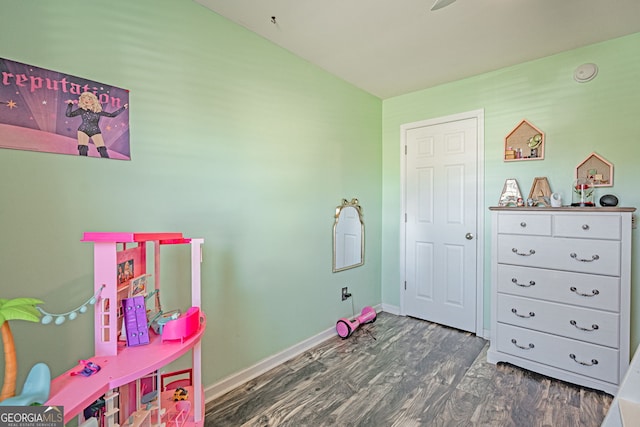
[
  {"left": 482, "top": 328, "right": 491, "bottom": 340},
  {"left": 204, "top": 304, "right": 384, "bottom": 403},
  {"left": 380, "top": 303, "right": 400, "bottom": 315},
  {"left": 204, "top": 326, "right": 337, "bottom": 402}
]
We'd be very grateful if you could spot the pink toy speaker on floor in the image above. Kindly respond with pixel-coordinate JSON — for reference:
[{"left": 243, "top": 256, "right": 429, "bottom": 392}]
[{"left": 336, "top": 306, "right": 377, "bottom": 339}]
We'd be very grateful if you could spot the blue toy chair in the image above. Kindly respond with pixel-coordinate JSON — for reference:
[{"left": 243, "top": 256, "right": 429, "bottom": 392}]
[{"left": 0, "top": 363, "right": 51, "bottom": 406}]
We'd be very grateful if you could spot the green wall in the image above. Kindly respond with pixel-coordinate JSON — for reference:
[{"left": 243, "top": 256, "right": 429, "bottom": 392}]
[
  {"left": 2, "top": 0, "right": 640, "bottom": 403},
  {"left": 0, "top": 0, "right": 382, "bottom": 390},
  {"left": 382, "top": 33, "right": 640, "bottom": 348}
]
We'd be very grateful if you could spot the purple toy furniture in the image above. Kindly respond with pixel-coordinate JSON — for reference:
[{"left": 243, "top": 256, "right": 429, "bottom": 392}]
[{"left": 122, "top": 296, "right": 150, "bottom": 346}]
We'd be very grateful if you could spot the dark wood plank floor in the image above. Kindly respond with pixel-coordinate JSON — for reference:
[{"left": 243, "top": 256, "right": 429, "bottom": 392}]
[{"left": 205, "top": 312, "right": 612, "bottom": 426}]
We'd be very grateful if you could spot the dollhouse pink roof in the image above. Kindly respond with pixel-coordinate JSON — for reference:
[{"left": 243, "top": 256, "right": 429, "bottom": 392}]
[{"left": 81, "top": 232, "right": 190, "bottom": 243}]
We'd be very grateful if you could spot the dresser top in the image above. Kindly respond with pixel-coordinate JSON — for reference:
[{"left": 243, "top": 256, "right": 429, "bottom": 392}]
[{"left": 489, "top": 206, "right": 636, "bottom": 212}]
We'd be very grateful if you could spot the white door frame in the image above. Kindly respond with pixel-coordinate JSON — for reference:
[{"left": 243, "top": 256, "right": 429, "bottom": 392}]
[{"left": 399, "top": 109, "right": 485, "bottom": 337}]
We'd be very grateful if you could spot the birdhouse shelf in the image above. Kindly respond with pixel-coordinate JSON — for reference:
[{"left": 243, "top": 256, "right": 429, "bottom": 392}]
[
  {"left": 575, "top": 152, "right": 613, "bottom": 187},
  {"left": 504, "top": 119, "right": 545, "bottom": 161}
]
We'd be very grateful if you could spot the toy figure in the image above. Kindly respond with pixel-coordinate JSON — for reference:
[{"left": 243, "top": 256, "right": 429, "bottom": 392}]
[
  {"left": 65, "top": 92, "right": 128, "bottom": 158},
  {"left": 71, "top": 360, "right": 101, "bottom": 377},
  {"left": 173, "top": 387, "right": 188, "bottom": 401}
]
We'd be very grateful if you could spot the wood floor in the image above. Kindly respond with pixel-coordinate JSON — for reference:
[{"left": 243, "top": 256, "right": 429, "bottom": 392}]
[{"left": 205, "top": 312, "right": 612, "bottom": 426}]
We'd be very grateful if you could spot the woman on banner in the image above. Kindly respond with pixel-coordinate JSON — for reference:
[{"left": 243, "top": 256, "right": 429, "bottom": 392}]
[{"left": 65, "top": 92, "right": 128, "bottom": 158}]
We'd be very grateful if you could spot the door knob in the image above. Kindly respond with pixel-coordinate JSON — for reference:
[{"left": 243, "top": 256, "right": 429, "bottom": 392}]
[{"left": 465, "top": 233, "right": 474, "bottom": 240}]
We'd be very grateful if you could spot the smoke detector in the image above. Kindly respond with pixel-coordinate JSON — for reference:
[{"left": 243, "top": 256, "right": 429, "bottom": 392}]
[{"left": 574, "top": 63, "right": 598, "bottom": 83}]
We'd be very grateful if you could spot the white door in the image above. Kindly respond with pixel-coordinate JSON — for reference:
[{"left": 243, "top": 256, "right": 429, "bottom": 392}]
[{"left": 402, "top": 113, "right": 482, "bottom": 333}]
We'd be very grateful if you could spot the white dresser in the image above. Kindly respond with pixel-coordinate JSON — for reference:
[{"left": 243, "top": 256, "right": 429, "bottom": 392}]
[{"left": 488, "top": 207, "right": 635, "bottom": 395}]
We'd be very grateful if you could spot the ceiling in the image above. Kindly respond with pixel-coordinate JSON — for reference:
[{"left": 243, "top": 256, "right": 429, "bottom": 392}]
[{"left": 194, "top": 0, "right": 640, "bottom": 99}]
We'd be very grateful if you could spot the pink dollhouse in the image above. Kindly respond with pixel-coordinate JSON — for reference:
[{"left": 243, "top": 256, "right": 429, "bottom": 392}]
[{"left": 45, "top": 232, "right": 206, "bottom": 427}]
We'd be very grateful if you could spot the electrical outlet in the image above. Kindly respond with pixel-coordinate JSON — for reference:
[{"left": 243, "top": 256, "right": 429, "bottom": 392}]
[{"left": 341, "top": 287, "right": 351, "bottom": 301}]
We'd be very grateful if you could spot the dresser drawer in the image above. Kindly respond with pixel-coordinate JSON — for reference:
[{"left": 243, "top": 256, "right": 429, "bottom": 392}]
[
  {"left": 497, "top": 294, "right": 619, "bottom": 348},
  {"left": 497, "top": 264, "right": 620, "bottom": 312},
  {"left": 495, "top": 323, "right": 619, "bottom": 384},
  {"left": 497, "top": 234, "right": 621, "bottom": 276},
  {"left": 553, "top": 214, "right": 621, "bottom": 240},
  {"left": 498, "top": 213, "right": 552, "bottom": 236}
]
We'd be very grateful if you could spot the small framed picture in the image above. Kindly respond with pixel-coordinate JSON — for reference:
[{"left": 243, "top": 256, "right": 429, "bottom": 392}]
[
  {"left": 118, "top": 259, "right": 135, "bottom": 284},
  {"left": 117, "top": 245, "right": 145, "bottom": 285},
  {"left": 129, "top": 274, "right": 149, "bottom": 297}
]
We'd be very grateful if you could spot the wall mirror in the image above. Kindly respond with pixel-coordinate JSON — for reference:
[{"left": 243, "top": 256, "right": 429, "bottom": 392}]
[{"left": 333, "top": 198, "right": 364, "bottom": 272}]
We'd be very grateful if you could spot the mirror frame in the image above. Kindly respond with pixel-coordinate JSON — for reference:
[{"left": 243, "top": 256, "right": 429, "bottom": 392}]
[{"left": 332, "top": 198, "right": 364, "bottom": 272}]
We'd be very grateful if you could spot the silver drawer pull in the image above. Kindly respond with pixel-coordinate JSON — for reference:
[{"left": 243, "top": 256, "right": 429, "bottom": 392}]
[
  {"left": 511, "top": 278, "right": 535, "bottom": 288},
  {"left": 570, "top": 253, "right": 600, "bottom": 262},
  {"left": 512, "top": 248, "right": 535, "bottom": 256},
  {"left": 511, "top": 339, "right": 534, "bottom": 350},
  {"left": 569, "top": 286, "right": 600, "bottom": 297},
  {"left": 569, "top": 354, "right": 598, "bottom": 366},
  {"left": 511, "top": 308, "right": 535, "bottom": 318},
  {"left": 570, "top": 320, "right": 599, "bottom": 332},
  {"left": 582, "top": 224, "right": 590, "bottom": 230},
  {"left": 520, "top": 222, "right": 527, "bottom": 228}
]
